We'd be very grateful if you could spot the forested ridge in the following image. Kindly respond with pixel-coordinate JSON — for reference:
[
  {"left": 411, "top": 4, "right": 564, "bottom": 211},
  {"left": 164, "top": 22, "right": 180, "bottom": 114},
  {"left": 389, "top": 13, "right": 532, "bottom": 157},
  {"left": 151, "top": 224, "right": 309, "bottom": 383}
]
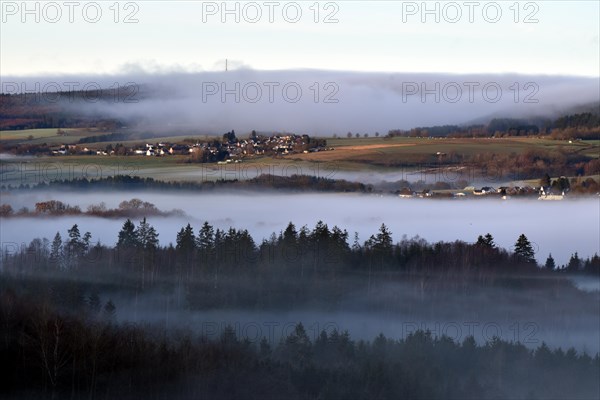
[
  {"left": 1, "top": 175, "right": 370, "bottom": 194},
  {"left": 1, "top": 285, "right": 598, "bottom": 400},
  {"left": 1, "top": 220, "right": 599, "bottom": 399},
  {"left": 3, "top": 219, "right": 598, "bottom": 278}
]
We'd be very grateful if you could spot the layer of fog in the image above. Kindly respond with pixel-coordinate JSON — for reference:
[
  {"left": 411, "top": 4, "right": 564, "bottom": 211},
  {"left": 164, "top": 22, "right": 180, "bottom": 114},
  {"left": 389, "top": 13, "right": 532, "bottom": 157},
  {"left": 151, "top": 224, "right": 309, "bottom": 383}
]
[
  {"left": 1, "top": 191, "right": 598, "bottom": 266},
  {"left": 0, "top": 154, "right": 35, "bottom": 160},
  {"left": 3, "top": 71, "right": 599, "bottom": 135},
  {"left": 108, "top": 281, "right": 600, "bottom": 354},
  {"left": 570, "top": 275, "right": 600, "bottom": 292},
  {"left": 168, "top": 164, "right": 491, "bottom": 186},
  {"left": 0, "top": 157, "right": 514, "bottom": 187}
]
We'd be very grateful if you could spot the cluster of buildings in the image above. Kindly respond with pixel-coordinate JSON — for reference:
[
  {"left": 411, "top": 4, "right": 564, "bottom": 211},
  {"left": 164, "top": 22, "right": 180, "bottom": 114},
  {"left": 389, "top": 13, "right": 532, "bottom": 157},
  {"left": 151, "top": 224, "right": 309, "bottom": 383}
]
[
  {"left": 397, "top": 185, "right": 566, "bottom": 200},
  {"left": 51, "top": 133, "right": 330, "bottom": 161}
]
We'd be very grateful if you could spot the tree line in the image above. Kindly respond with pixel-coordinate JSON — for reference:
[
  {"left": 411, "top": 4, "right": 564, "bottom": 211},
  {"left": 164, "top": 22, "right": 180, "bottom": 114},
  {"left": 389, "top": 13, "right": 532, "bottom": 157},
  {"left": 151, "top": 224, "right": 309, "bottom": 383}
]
[
  {"left": 0, "top": 282, "right": 598, "bottom": 400},
  {"left": 2, "top": 220, "right": 599, "bottom": 399},
  {"left": 0, "top": 198, "right": 183, "bottom": 218},
  {"left": 1, "top": 175, "right": 371, "bottom": 194},
  {"left": 3, "top": 219, "right": 598, "bottom": 287},
  {"left": 387, "top": 111, "right": 599, "bottom": 140}
]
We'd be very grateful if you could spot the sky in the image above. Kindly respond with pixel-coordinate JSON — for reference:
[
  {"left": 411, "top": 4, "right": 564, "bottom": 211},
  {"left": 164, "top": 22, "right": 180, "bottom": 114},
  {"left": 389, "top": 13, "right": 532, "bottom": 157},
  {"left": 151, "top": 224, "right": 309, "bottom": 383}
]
[{"left": 1, "top": 0, "right": 599, "bottom": 77}]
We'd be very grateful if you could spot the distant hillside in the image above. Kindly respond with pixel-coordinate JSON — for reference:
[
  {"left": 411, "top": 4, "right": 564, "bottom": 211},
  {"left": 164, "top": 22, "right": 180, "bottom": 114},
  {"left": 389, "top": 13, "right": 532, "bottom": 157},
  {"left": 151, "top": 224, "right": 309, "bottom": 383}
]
[
  {"left": 0, "top": 85, "right": 145, "bottom": 130},
  {"left": 388, "top": 102, "right": 600, "bottom": 139},
  {"left": 2, "top": 84, "right": 599, "bottom": 140}
]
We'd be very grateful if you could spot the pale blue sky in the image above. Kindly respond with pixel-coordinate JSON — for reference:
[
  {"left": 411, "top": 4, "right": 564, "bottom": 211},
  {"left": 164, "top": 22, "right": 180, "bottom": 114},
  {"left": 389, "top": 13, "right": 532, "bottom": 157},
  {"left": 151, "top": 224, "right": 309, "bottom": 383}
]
[{"left": 1, "top": 0, "right": 599, "bottom": 76}]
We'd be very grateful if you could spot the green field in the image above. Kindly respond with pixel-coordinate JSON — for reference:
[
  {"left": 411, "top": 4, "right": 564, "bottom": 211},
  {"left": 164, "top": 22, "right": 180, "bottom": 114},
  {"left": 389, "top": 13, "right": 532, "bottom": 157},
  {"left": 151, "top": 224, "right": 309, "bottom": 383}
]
[
  {"left": 302, "top": 136, "right": 600, "bottom": 165},
  {"left": 3, "top": 129, "right": 597, "bottom": 160},
  {"left": 0, "top": 128, "right": 219, "bottom": 148},
  {"left": 1, "top": 133, "right": 598, "bottom": 187},
  {"left": 0, "top": 128, "right": 105, "bottom": 145},
  {"left": 0, "top": 128, "right": 70, "bottom": 140},
  {"left": 0, "top": 155, "right": 347, "bottom": 186}
]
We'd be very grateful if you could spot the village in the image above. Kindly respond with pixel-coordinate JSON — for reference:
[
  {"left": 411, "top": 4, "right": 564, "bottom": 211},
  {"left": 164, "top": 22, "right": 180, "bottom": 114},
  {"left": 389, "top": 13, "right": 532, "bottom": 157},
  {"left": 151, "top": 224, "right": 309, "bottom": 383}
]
[
  {"left": 29, "top": 130, "right": 594, "bottom": 201},
  {"left": 464, "top": 185, "right": 561, "bottom": 200},
  {"left": 50, "top": 131, "right": 332, "bottom": 163},
  {"left": 396, "top": 183, "right": 571, "bottom": 200}
]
